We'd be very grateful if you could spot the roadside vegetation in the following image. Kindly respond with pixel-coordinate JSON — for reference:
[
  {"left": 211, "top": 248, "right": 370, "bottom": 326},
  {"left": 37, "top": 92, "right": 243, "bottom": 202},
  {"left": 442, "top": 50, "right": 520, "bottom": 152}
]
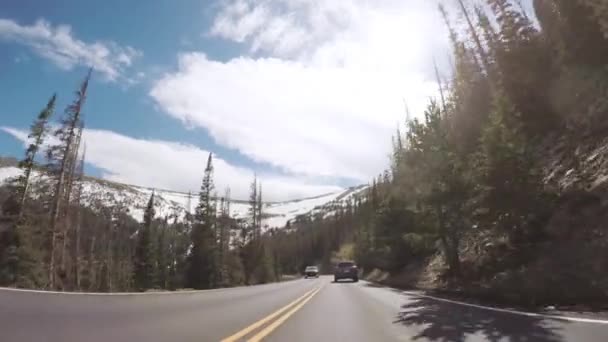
[{"left": 281, "top": 0, "right": 608, "bottom": 307}]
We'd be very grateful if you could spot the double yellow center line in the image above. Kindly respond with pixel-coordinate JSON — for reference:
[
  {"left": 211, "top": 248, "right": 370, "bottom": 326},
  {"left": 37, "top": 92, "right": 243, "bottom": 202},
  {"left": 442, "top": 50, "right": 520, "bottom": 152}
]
[{"left": 221, "top": 286, "right": 323, "bottom": 342}]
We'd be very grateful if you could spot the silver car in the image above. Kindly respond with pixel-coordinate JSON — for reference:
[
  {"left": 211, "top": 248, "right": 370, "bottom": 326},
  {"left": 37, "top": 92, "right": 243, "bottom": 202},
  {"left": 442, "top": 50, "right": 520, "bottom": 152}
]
[{"left": 304, "top": 266, "right": 319, "bottom": 278}]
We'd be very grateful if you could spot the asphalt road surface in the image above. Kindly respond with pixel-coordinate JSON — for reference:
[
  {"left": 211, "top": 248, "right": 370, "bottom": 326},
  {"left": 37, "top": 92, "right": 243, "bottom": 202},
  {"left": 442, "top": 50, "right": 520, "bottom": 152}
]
[{"left": 2, "top": 276, "right": 608, "bottom": 341}]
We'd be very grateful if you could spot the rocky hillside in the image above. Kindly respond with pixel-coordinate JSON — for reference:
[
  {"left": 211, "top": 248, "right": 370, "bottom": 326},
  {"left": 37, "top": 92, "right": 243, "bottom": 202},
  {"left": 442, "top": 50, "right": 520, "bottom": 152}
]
[{"left": 368, "top": 132, "right": 608, "bottom": 307}]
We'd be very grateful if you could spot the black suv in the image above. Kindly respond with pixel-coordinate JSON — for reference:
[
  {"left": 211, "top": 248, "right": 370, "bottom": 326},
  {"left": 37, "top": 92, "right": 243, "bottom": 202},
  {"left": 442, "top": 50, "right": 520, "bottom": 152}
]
[{"left": 334, "top": 261, "right": 358, "bottom": 282}]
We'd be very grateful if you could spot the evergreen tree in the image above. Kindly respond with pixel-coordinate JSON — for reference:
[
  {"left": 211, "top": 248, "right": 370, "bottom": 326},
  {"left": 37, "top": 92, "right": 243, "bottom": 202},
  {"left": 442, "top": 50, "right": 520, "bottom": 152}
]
[
  {"left": 456, "top": 0, "right": 492, "bottom": 75},
  {"left": 242, "top": 174, "right": 268, "bottom": 284},
  {"left": 249, "top": 175, "right": 258, "bottom": 240},
  {"left": 166, "top": 219, "right": 190, "bottom": 290},
  {"left": 257, "top": 182, "right": 263, "bottom": 232},
  {"left": 217, "top": 188, "right": 231, "bottom": 286},
  {"left": 0, "top": 94, "right": 56, "bottom": 286},
  {"left": 255, "top": 240, "right": 276, "bottom": 284},
  {"left": 187, "top": 153, "right": 217, "bottom": 289},
  {"left": 156, "top": 219, "right": 168, "bottom": 289},
  {"left": 15, "top": 94, "right": 57, "bottom": 217},
  {"left": 72, "top": 144, "right": 86, "bottom": 290},
  {"left": 133, "top": 192, "right": 156, "bottom": 291},
  {"left": 47, "top": 70, "right": 92, "bottom": 289},
  {"left": 390, "top": 127, "right": 404, "bottom": 177},
  {"left": 488, "top": 0, "right": 556, "bottom": 135},
  {"left": 403, "top": 101, "right": 470, "bottom": 275},
  {"left": 473, "top": 94, "right": 548, "bottom": 243},
  {"left": 449, "top": 35, "right": 492, "bottom": 154}
]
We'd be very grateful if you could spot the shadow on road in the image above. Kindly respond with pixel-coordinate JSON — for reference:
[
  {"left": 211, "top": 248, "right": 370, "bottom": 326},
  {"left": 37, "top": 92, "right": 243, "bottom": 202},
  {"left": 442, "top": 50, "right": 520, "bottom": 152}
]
[
  {"left": 332, "top": 280, "right": 358, "bottom": 284},
  {"left": 363, "top": 281, "right": 407, "bottom": 295},
  {"left": 394, "top": 297, "right": 566, "bottom": 342},
  {"left": 362, "top": 282, "right": 385, "bottom": 288}
]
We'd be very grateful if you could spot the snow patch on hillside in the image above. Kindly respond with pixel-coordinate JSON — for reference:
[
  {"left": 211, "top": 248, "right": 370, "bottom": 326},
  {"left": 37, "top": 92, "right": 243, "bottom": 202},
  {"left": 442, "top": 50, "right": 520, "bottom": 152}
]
[
  {"left": 0, "top": 166, "right": 367, "bottom": 229},
  {"left": 0, "top": 167, "right": 22, "bottom": 182}
]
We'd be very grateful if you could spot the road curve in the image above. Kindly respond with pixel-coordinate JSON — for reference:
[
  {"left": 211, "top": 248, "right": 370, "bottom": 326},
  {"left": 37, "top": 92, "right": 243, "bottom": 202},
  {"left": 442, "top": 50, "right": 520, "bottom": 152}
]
[{"left": 2, "top": 276, "right": 608, "bottom": 341}]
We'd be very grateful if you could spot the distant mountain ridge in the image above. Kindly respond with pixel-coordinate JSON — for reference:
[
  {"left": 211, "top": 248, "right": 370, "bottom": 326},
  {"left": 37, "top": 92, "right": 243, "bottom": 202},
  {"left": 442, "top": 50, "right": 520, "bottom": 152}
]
[{"left": 0, "top": 165, "right": 368, "bottom": 229}]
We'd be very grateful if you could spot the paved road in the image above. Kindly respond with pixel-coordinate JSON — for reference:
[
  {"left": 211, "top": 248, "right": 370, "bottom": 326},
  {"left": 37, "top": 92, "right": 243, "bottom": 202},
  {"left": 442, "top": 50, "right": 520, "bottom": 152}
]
[{"left": 1, "top": 276, "right": 608, "bottom": 341}]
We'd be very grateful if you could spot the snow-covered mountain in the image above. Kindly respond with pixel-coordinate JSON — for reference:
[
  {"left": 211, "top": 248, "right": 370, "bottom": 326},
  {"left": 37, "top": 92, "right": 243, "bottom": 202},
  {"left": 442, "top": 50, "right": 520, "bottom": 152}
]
[{"left": 0, "top": 166, "right": 367, "bottom": 229}]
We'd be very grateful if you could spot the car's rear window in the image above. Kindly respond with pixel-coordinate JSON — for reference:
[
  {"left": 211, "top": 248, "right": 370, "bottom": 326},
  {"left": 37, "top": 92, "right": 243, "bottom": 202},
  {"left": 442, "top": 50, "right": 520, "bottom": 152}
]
[
  {"left": 305, "top": 266, "right": 317, "bottom": 270},
  {"left": 338, "top": 262, "right": 355, "bottom": 268}
]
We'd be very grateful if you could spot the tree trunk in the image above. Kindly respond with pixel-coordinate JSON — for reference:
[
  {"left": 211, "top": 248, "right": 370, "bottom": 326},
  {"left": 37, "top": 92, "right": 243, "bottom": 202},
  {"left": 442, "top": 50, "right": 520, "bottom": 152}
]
[
  {"left": 448, "top": 232, "right": 461, "bottom": 276},
  {"left": 436, "top": 205, "right": 461, "bottom": 277},
  {"left": 74, "top": 217, "right": 81, "bottom": 290},
  {"left": 49, "top": 71, "right": 90, "bottom": 289},
  {"left": 218, "top": 220, "right": 225, "bottom": 286},
  {"left": 456, "top": 0, "right": 492, "bottom": 74},
  {"left": 18, "top": 168, "right": 33, "bottom": 220},
  {"left": 88, "top": 236, "right": 96, "bottom": 291},
  {"left": 107, "top": 227, "right": 113, "bottom": 292},
  {"left": 60, "top": 126, "right": 83, "bottom": 285},
  {"left": 439, "top": 235, "right": 460, "bottom": 277}
]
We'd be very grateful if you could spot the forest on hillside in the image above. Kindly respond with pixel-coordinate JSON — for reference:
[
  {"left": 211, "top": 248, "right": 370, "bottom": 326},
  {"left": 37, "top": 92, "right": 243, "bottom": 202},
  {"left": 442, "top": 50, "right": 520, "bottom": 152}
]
[
  {"left": 291, "top": 0, "right": 608, "bottom": 306},
  {"left": 384, "top": 0, "right": 607, "bottom": 305},
  {"left": 0, "top": 65, "right": 353, "bottom": 292},
  {"left": 0, "top": 70, "right": 289, "bottom": 291},
  {"left": 2, "top": 0, "right": 608, "bottom": 302}
]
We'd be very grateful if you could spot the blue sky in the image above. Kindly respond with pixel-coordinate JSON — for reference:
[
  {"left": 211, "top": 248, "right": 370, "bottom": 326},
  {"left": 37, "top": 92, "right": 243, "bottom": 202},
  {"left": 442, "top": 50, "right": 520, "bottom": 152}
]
[
  {"left": 0, "top": 0, "right": 458, "bottom": 200},
  {"left": 1, "top": 0, "right": 250, "bottom": 168}
]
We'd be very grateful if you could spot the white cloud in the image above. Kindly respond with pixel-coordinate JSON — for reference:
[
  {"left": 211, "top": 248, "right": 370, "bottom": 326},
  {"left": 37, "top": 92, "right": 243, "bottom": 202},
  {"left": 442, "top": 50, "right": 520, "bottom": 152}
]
[
  {"left": 152, "top": 0, "right": 447, "bottom": 182},
  {"left": 210, "top": 0, "right": 448, "bottom": 65},
  {"left": 1, "top": 126, "right": 341, "bottom": 201},
  {"left": 0, "top": 18, "right": 142, "bottom": 81},
  {"left": 151, "top": 53, "right": 436, "bottom": 180}
]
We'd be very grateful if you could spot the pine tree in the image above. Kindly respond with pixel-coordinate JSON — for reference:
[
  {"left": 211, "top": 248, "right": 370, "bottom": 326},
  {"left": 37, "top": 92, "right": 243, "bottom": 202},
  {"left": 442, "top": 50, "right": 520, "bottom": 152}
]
[
  {"left": 187, "top": 153, "right": 217, "bottom": 289},
  {"left": 156, "top": 219, "right": 168, "bottom": 289},
  {"left": 210, "top": 191, "right": 220, "bottom": 286},
  {"left": 456, "top": 0, "right": 492, "bottom": 75},
  {"left": 256, "top": 241, "right": 275, "bottom": 284},
  {"left": 487, "top": 0, "right": 555, "bottom": 135},
  {"left": 15, "top": 94, "right": 57, "bottom": 217},
  {"left": 473, "top": 93, "right": 547, "bottom": 243},
  {"left": 257, "top": 182, "right": 263, "bottom": 232},
  {"left": 475, "top": 4, "right": 499, "bottom": 67},
  {"left": 60, "top": 122, "right": 84, "bottom": 286},
  {"left": 241, "top": 175, "right": 269, "bottom": 284},
  {"left": 166, "top": 219, "right": 190, "bottom": 290},
  {"left": 0, "top": 94, "right": 56, "bottom": 286},
  {"left": 252, "top": 182, "right": 273, "bottom": 283},
  {"left": 217, "top": 187, "right": 231, "bottom": 286},
  {"left": 488, "top": 0, "right": 537, "bottom": 45},
  {"left": 133, "top": 192, "right": 156, "bottom": 291},
  {"left": 404, "top": 101, "right": 470, "bottom": 275},
  {"left": 47, "top": 70, "right": 91, "bottom": 289},
  {"left": 249, "top": 175, "right": 258, "bottom": 240},
  {"left": 72, "top": 144, "right": 86, "bottom": 290},
  {"left": 390, "top": 127, "right": 404, "bottom": 178}
]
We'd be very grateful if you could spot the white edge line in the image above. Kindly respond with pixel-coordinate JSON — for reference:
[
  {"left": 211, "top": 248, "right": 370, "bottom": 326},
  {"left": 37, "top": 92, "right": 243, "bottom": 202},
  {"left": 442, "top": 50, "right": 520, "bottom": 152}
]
[
  {"left": 403, "top": 291, "right": 608, "bottom": 325},
  {"left": 0, "top": 287, "right": 231, "bottom": 296},
  {"left": 0, "top": 277, "right": 301, "bottom": 296}
]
